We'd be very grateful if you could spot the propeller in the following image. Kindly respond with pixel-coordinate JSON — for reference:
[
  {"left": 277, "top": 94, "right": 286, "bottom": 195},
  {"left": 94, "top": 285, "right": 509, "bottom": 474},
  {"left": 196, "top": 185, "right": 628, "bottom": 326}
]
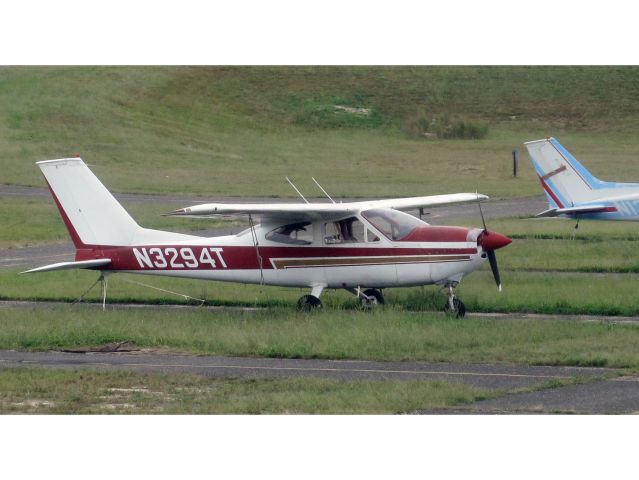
[{"left": 475, "top": 194, "right": 511, "bottom": 291}]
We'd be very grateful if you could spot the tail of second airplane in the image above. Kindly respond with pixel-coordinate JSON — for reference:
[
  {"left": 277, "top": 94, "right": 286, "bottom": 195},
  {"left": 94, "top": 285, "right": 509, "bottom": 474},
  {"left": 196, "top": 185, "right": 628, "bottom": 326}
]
[
  {"left": 22, "top": 158, "right": 198, "bottom": 274},
  {"left": 525, "top": 137, "right": 639, "bottom": 217},
  {"left": 525, "top": 137, "right": 611, "bottom": 208}
]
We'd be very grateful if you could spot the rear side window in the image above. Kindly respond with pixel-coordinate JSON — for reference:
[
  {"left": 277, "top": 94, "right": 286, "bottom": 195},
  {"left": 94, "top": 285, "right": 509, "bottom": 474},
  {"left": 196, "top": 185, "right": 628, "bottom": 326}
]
[{"left": 265, "top": 222, "right": 313, "bottom": 245}]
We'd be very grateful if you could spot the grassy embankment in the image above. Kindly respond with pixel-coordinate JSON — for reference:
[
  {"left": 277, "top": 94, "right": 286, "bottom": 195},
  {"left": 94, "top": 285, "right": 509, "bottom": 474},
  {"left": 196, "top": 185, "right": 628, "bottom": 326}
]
[{"left": 3, "top": 66, "right": 639, "bottom": 201}]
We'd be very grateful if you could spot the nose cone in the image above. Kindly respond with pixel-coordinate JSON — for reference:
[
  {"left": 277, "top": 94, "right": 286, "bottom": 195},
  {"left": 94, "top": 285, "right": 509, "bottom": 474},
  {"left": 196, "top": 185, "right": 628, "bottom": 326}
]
[{"left": 478, "top": 231, "right": 512, "bottom": 251}]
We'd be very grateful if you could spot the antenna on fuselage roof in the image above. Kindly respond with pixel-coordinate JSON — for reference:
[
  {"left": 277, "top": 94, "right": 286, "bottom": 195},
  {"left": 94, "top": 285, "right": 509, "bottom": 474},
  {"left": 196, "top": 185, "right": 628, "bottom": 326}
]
[
  {"left": 312, "top": 177, "right": 336, "bottom": 204},
  {"left": 285, "top": 177, "right": 309, "bottom": 204}
]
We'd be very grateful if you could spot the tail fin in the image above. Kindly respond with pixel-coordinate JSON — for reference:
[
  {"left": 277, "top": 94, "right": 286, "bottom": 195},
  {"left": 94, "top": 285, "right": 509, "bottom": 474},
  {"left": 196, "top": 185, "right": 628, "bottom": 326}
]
[
  {"left": 39, "top": 158, "right": 198, "bottom": 249},
  {"left": 524, "top": 137, "right": 603, "bottom": 207},
  {"left": 38, "top": 158, "right": 142, "bottom": 247}
]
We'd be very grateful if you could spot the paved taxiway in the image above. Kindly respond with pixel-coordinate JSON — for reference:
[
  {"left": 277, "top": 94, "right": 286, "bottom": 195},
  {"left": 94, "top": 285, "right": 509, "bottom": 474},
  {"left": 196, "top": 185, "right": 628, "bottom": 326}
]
[
  {"left": 430, "top": 375, "right": 639, "bottom": 414},
  {"left": 0, "top": 349, "right": 613, "bottom": 391},
  {"left": 1, "top": 349, "right": 633, "bottom": 413}
]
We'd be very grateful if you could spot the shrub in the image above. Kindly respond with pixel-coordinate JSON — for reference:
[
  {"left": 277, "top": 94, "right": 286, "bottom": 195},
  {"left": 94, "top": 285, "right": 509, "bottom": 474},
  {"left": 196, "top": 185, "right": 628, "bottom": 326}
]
[{"left": 403, "top": 113, "right": 488, "bottom": 140}]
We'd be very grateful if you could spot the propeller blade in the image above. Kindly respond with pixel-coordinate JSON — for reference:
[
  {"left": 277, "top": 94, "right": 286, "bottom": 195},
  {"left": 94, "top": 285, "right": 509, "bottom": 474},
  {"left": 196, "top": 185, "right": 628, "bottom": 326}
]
[
  {"left": 477, "top": 193, "right": 487, "bottom": 231},
  {"left": 487, "top": 250, "right": 502, "bottom": 291}
]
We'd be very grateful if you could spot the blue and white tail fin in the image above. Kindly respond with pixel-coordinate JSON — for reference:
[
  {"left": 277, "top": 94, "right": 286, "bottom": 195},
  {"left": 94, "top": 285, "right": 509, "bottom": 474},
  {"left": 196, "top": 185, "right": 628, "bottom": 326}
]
[
  {"left": 525, "top": 137, "right": 639, "bottom": 219},
  {"left": 524, "top": 137, "right": 606, "bottom": 208}
]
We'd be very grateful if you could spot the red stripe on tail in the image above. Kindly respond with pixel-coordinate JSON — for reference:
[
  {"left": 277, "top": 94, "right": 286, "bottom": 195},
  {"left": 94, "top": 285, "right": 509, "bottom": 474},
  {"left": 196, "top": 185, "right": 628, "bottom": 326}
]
[
  {"left": 538, "top": 176, "right": 565, "bottom": 209},
  {"left": 44, "top": 179, "right": 87, "bottom": 249}
]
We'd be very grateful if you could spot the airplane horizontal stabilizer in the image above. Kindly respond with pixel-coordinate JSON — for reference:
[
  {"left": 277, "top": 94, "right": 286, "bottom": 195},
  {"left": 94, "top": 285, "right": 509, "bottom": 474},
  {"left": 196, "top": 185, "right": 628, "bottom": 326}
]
[
  {"left": 535, "top": 205, "right": 614, "bottom": 218},
  {"left": 20, "top": 258, "right": 111, "bottom": 274}
]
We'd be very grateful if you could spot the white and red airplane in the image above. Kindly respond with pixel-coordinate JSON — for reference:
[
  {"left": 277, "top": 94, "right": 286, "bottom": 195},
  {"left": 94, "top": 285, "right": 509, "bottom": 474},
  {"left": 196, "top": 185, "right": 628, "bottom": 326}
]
[{"left": 22, "top": 158, "right": 511, "bottom": 316}]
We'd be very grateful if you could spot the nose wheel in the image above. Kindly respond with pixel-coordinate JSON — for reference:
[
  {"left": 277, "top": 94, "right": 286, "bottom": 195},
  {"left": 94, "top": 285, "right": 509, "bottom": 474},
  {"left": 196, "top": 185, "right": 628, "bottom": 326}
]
[
  {"left": 345, "top": 287, "right": 385, "bottom": 309},
  {"left": 443, "top": 283, "right": 466, "bottom": 318},
  {"left": 360, "top": 288, "right": 385, "bottom": 308}
]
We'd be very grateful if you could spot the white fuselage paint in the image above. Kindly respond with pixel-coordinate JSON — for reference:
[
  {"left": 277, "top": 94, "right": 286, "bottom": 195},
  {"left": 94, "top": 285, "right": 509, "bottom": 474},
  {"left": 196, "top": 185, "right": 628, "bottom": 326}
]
[{"left": 115, "top": 226, "right": 486, "bottom": 289}]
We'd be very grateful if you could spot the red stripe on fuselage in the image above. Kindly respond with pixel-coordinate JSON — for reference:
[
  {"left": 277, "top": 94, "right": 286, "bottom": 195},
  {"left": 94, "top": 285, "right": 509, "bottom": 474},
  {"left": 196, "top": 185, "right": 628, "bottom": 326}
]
[{"left": 78, "top": 245, "right": 478, "bottom": 271}]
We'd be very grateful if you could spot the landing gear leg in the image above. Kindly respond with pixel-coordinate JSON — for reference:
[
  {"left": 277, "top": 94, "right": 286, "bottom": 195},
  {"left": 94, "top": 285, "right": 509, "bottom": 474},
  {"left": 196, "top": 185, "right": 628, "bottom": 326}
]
[
  {"left": 443, "top": 283, "right": 465, "bottom": 318},
  {"left": 100, "top": 273, "right": 109, "bottom": 312},
  {"left": 297, "top": 284, "right": 325, "bottom": 312}
]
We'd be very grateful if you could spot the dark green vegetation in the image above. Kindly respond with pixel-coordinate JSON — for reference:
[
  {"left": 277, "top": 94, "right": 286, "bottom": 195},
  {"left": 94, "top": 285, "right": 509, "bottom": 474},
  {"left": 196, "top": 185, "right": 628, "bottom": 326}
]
[
  {"left": 0, "top": 368, "right": 490, "bottom": 414},
  {"left": 1, "top": 305, "right": 638, "bottom": 368},
  {"left": 3, "top": 67, "right": 639, "bottom": 199}
]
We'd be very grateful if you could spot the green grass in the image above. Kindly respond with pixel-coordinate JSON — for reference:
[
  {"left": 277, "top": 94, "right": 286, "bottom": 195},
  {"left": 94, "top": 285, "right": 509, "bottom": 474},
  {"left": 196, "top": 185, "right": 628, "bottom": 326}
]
[
  {"left": 0, "top": 368, "right": 490, "bottom": 414},
  {"left": 452, "top": 217, "right": 639, "bottom": 241},
  {"left": 4, "top": 264, "right": 639, "bottom": 316},
  {"left": 430, "top": 271, "right": 639, "bottom": 317},
  {"left": 433, "top": 217, "right": 639, "bottom": 273},
  {"left": 4, "top": 67, "right": 639, "bottom": 200},
  {"left": 1, "top": 305, "right": 638, "bottom": 367}
]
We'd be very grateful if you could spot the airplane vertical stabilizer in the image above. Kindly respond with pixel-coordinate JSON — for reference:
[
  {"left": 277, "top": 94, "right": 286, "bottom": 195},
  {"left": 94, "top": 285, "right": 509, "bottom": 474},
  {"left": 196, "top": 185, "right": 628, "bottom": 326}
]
[
  {"left": 38, "top": 158, "right": 142, "bottom": 247},
  {"left": 525, "top": 137, "right": 600, "bottom": 207}
]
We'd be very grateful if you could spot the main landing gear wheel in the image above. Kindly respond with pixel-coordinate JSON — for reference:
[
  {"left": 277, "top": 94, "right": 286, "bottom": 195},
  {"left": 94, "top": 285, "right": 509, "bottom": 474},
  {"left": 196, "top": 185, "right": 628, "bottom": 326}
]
[
  {"left": 443, "top": 297, "right": 466, "bottom": 318},
  {"left": 361, "top": 288, "right": 385, "bottom": 308},
  {"left": 297, "top": 295, "right": 322, "bottom": 312},
  {"left": 443, "top": 282, "right": 465, "bottom": 318}
]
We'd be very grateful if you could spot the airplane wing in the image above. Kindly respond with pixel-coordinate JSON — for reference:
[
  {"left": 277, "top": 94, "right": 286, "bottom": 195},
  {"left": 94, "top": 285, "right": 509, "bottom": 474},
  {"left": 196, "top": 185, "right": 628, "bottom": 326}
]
[
  {"left": 357, "top": 193, "right": 488, "bottom": 211},
  {"left": 20, "top": 258, "right": 111, "bottom": 274},
  {"left": 535, "top": 204, "right": 615, "bottom": 218},
  {"left": 166, "top": 193, "right": 488, "bottom": 222}
]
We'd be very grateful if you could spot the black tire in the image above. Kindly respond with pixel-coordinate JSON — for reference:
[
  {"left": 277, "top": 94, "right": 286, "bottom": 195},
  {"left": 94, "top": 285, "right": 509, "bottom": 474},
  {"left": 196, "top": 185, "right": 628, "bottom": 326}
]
[
  {"left": 297, "top": 294, "right": 322, "bottom": 312},
  {"left": 361, "top": 288, "right": 385, "bottom": 307},
  {"left": 443, "top": 297, "right": 466, "bottom": 318}
]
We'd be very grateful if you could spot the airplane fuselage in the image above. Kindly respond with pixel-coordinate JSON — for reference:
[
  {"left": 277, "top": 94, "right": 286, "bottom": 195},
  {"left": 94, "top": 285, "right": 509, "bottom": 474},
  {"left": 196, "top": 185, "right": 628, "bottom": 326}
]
[{"left": 76, "top": 225, "right": 488, "bottom": 289}]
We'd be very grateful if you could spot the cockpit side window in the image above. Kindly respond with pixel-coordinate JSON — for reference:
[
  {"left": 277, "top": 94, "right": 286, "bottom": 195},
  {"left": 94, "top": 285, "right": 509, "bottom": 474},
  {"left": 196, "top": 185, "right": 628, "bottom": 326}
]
[
  {"left": 265, "top": 222, "right": 313, "bottom": 245},
  {"left": 361, "top": 208, "right": 427, "bottom": 241},
  {"left": 324, "top": 217, "right": 367, "bottom": 244}
]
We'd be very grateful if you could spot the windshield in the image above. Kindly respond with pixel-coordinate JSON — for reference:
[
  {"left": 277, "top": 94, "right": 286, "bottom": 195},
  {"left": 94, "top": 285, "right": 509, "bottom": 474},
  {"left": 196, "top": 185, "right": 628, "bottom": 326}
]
[{"left": 361, "top": 208, "right": 427, "bottom": 241}]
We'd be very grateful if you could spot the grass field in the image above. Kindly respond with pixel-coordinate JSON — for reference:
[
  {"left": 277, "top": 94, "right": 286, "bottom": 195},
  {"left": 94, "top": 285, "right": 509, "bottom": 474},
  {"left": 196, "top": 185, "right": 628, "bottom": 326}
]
[
  {"left": 0, "top": 368, "right": 491, "bottom": 414},
  {"left": 3, "top": 67, "right": 639, "bottom": 201},
  {"left": 1, "top": 305, "right": 638, "bottom": 367},
  {"left": 5, "top": 266, "right": 639, "bottom": 316}
]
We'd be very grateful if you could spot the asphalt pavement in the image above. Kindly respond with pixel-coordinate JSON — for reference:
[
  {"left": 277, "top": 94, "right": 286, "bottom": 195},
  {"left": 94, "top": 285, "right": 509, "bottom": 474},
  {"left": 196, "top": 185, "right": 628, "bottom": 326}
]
[
  {"left": 424, "top": 375, "right": 639, "bottom": 414},
  {"left": 0, "top": 349, "right": 613, "bottom": 392},
  {"left": 1, "top": 349, "right": 633, "bottom": 413}
]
